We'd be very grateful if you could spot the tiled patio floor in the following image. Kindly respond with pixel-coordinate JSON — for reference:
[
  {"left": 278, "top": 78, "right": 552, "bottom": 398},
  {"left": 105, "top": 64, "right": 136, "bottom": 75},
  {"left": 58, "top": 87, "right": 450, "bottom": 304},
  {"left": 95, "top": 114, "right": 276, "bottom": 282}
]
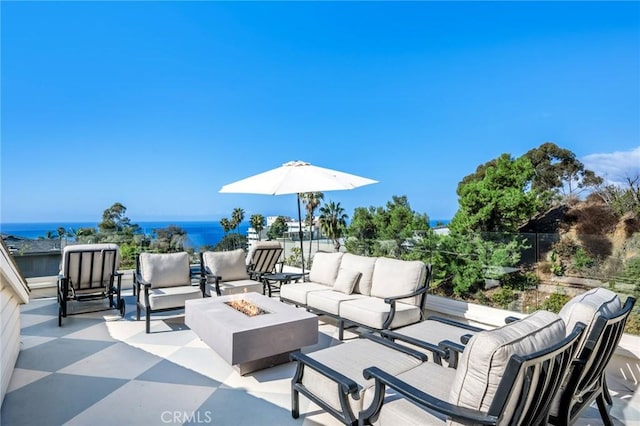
[{"left": 2, "top": 294, "right": 638, "bottom": 425}]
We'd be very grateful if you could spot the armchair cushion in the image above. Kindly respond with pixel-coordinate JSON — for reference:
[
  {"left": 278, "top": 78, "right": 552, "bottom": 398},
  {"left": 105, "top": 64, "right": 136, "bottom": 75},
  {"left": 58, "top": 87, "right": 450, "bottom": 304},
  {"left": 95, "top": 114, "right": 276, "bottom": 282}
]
[
  {"left": 140, "top": 286, "right": 203, "bottom": 310},
  {"left": 340, "top": 253, "right": 377, "bottom": 296},
  {"left": 333, "top": 268, "right": 361, "bottom": 295},
  {"left": 559, "top": 287, "right": 621, "bottom": 339},
  {"left": 202, "top": 249, "right": 249, "bottom": 282},
  {"left": 449, "top": 310, "right": 565, "bottom": 419},
  {"left": 139, "top": 252, "right": 190, "bottom": 288},
  {"left": 60, "top": 243, "right": 120, "bottom": 288},
  {"left": 370, "top": 257, "right": 427, "bottom": 306}
]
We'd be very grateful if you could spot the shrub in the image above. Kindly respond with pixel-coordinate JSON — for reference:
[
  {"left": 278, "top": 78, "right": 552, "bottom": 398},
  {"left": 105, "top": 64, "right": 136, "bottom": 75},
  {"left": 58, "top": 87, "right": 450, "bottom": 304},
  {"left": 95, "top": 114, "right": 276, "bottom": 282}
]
[
  {"left": 492, "top": 286, "right": 517, "bottom": 309},
  {"left": 541, "top": 291, "right": 571, "bottom": 313}
]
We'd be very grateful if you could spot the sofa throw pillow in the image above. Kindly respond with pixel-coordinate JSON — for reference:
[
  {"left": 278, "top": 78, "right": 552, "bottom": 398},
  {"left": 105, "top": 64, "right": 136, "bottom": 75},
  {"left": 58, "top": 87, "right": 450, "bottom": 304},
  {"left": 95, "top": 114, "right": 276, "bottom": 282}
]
[
  {"left": 332, "top": 268, "right": 362, "bottom": 295},
  {"left": 308, "top": 252, "right": 344, "bottom": 286}
]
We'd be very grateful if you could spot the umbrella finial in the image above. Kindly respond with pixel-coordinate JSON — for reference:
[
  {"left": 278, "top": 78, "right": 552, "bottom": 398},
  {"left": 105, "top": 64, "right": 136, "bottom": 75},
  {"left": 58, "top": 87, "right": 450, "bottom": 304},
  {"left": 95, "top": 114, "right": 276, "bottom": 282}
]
[{"left": 283, "top": 160, "right": 310, "bottom": 167}]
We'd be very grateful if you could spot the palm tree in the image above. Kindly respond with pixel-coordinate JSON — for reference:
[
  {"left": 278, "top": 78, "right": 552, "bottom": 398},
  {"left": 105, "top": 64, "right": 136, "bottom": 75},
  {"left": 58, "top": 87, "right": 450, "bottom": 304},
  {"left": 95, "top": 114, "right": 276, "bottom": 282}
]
[
  {"left": 231, "top": 207, "right": 245, "bottom": 234},
  {"left": 301, "top": 192, "right": 324, "bottom": 264},
  {"left": 220, "top": 218, "right": 233, "bottom": 235},
  {"left": 250, "top": 214, "right": 265, "bottom": 241},
  {"left": 319, "top": 201, "right": 348, "bottom": 251}
]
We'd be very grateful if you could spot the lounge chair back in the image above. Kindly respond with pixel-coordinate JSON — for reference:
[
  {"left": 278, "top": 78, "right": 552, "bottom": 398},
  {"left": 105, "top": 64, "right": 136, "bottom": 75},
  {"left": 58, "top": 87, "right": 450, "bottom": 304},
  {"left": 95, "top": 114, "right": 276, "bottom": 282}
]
[
  {"left": 247, "top": 242, "right": 283, "bottom": 278},
  {"left": 61, "top": 243, "right": 120, "bottom": 291}
]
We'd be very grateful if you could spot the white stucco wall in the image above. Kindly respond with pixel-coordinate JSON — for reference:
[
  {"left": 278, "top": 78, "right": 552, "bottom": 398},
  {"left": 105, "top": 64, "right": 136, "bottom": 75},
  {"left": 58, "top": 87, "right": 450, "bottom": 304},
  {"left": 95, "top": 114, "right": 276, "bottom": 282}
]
[{"left": 0, "top": 243, "right": 29, "bottom": 405}]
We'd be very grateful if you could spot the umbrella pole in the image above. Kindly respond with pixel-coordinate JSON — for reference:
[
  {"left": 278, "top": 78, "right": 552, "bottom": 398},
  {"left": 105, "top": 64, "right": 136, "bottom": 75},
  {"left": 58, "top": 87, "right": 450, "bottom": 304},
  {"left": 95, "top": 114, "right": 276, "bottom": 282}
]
[{"left": 297, "top": 193, "right": 305, "bottom": 275}]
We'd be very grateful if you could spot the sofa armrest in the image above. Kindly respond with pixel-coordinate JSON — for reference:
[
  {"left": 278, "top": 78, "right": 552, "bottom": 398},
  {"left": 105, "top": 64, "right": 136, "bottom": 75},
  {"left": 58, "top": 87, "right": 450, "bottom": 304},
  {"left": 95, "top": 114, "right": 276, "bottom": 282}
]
[
  {"left": 359, "top": 366, "right": 498, "bottom": 426},
  {"left": 425, "top": 315, "right": 485, "bottom": 333},
  {"left": 361, "top": 332, "right": 428, "bottom": 362},
  {"left": 382, "top": 284, "right": 428, "bottom": 305},
  {"left": 438, "top": 339, "right": 466, "bottom": 369}
]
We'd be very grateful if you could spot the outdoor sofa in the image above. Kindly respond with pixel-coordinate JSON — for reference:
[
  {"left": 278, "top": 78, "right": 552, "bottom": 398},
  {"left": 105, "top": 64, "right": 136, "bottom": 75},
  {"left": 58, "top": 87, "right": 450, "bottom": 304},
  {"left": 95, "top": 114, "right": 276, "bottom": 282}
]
[{"left": 280, "top": 252, "right": 431, "bottom": 339}]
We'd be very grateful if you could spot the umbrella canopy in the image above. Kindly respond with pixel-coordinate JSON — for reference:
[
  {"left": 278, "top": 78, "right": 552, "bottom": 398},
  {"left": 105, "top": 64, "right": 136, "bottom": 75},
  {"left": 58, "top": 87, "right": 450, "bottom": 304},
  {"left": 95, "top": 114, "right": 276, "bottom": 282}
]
[{"left": 219, "top": 160, "right": 378, "bottom": 273}]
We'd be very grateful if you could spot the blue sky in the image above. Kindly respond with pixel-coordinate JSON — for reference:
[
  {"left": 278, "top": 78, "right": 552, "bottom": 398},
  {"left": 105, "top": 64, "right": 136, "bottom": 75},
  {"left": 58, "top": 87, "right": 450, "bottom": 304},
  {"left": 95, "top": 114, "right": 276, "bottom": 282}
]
[{"left": 2, "top": 1, "right": 639, "bottom": 224}]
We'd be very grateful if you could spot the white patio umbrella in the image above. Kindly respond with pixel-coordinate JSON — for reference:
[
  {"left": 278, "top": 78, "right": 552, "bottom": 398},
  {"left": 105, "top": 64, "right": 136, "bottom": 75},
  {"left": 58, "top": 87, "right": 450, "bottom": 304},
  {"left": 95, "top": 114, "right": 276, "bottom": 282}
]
[{"left": 219, "top": 160, "right": 378, "bottom": 273}]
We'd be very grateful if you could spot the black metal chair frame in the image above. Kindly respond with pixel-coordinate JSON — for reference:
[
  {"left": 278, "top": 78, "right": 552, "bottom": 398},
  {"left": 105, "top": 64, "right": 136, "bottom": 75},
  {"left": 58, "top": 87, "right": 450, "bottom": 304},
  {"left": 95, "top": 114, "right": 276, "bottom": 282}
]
[
  {"left": 549, "top": 296, "right": 636, "bottom": 426},
  {"left": 359, "top": 323, "right": 585, "bottom": 426},
  {"left": 303, "top": 263, "right": 433, "bottom": 340},
  {"left": 57, "top": 247, "right": 124, "bottom": 326},
  {"left": 135, "top": 254, "right": 205, "bottom": 333}
]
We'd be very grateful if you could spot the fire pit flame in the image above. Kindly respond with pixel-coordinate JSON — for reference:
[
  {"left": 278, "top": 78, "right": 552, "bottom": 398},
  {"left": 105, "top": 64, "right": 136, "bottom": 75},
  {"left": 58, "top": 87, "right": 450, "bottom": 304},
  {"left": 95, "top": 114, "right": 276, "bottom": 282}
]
[{"left": 225, "top": 298, "right": 267, "bottom": 317}]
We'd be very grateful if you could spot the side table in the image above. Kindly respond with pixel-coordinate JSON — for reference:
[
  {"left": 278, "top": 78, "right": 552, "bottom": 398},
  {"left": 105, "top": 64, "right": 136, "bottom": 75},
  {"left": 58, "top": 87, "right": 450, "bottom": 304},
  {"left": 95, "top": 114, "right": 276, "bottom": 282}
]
[{"left": 262, "top": 272, "right": 309, "bottom": 297}]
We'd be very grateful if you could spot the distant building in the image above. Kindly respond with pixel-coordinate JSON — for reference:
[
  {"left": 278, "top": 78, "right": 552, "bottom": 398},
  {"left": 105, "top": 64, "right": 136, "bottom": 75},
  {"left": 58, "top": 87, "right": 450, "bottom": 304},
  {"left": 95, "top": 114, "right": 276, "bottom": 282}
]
[{"left": 2, "top": 235, "right": 63, "bottom": 278}]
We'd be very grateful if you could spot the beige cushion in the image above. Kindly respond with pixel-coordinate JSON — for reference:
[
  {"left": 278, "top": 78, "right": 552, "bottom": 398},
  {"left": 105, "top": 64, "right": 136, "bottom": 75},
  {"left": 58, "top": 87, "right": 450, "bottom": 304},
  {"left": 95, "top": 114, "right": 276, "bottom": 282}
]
[
  {"left": 309, "top": 252, "right": 344, "bottom": 286},
  {"left": 306, "top": 290, "right": 367, "bottom": 316},
  {"left": 139, "top": 285, "right": 202, "bottom": 310},
  {"left": 280, "top": 282, "right": 330, "bottom": 305},
  {"left": 333, "top": 268, "right": 361, "bottom": 295},
  {"left": 559, "top": 287, "right": 621, "bottom": 340},
  {"left": 449, "top": 310, "right": 565, "bottom": 421},
  {"left": 340, "top": 253, "right": 377, "bottom": 296},
  {"left": 370, "top": 257, "right": 427, "bottom": 306},
  {"left": 373, "top": 362, "right": 455, "bottom": 425},
  {"left": 139, "top": 252, "right": 190, "bottom": 288},
  {"left": 339, "top": 297, "right": 422, "bottom": 330},
  {"left": 302, "top": 338, "right": 422, "bottom": 417},
  {"left": 216, "top": 280, "right": 263, "bottom": 296},
  {"left": 61, "top": 243, "right": 120, "bottom": 289},
  {"left": 202, "top": 249, "right": 250, "bottom": 282}
]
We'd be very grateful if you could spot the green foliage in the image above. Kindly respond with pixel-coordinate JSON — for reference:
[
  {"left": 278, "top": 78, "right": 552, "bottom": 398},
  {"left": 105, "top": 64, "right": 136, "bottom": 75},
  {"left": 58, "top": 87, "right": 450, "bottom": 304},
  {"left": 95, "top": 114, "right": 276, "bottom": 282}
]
[
  {"left": 267, "top": 216, "right": 288, "bottom": 240},
  {"left": 572, "top": 247, "right": 594, "bottom": 270},
  {"left": 591, "top": 176, "right": 640, "bottom": 217},
  {"left": 450, "top": 154, "right": 541, "bottom": 233},
  {"left": 214, "top": 233, "right": 246, "bottom": 251},
  {"left": 491, "top": 286, "right": 517, "bottom": 309},
  {"left": 345, "top": 196, "right": 428, "bottom": 257},
  {"left": 231, "top": 208, "right": 245, "bottom": 234},
  {"left": 284, "top": 246, "right": 302, "bottom": 268},
  {"left": 541, "top": 291, "right": 571, "bottom": 313},
  {"left": 151, "top": 225, "right": 187, "bottom": 252}
]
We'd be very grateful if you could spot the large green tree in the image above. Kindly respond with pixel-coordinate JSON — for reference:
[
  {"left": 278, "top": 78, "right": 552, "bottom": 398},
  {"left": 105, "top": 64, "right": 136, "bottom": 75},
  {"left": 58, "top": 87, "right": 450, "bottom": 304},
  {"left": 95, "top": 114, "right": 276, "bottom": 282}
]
[
  {"left": 524, "top": 142, "right": 603, "bottom": 203},
  {"left": 450, "top": 154, "right": 541, "bottom": 233},
  {"left": 319, "top": 201, "right": 348, "bottom": 251}
]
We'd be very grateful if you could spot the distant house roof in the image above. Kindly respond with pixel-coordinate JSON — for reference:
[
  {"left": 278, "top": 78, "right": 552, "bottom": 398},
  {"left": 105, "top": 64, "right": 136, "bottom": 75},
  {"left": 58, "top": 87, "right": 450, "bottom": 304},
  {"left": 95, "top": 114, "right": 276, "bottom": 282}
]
[
  {"left": 2, "top": 234, "right": 63, "bottom": 255},
  {"left": 0, "top": 239, "right": 29, "bottom": 302}
]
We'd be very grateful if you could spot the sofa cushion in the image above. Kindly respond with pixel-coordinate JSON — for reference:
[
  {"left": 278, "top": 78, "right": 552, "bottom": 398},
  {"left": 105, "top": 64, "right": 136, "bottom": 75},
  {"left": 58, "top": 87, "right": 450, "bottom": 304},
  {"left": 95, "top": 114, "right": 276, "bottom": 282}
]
[
  {"left": 339, "top": 253, "right": 377, "bottom": 296},
  {"left": 333, "top": 268, "right": 361, "bottom": 295},
  {"left": 307, "top": 290, "right": 368, "bottom": 316},
  {"left": 202, "top": 249, "right": 250, "bottom": 282},
  {"left": 448, "top": 310, "right": 565, "bottom": 421},
  {"left": 339, "top": 297, "right": 422, "bottom": 330},
  {"left": 370, "top": 257, "right": 427, "bottom": 306},
  {"left": 309, "top": 252, "right": 344, "bottom": 286},
  {"left": 139, "top": 252, "right": 191, "bottom": 288},
  {"left": 559, "top": 287, "right": 621, "bottom": 340},
  {"left": 280, "top": 282, "right": 331, "bottom": 306}
]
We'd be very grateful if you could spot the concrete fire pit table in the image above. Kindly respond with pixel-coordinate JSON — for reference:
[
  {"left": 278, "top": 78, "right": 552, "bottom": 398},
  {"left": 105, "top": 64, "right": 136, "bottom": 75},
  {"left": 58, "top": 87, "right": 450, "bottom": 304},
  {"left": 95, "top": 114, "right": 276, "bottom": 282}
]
[{"left": 185, "top": 292, "right": 318, "bottom": 375}]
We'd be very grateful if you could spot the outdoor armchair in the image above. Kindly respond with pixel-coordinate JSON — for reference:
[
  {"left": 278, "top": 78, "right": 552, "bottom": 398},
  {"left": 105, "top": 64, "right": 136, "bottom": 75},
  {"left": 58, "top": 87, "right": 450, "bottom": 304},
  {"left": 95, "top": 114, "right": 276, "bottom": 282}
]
[
  {"left": 199, "top": 249, "right": 264, "bottom": 296},
  {"left": 58, "top": 243, "right": 125, "bottom": 326},
  {"left": 135, "top": 251, "right": 204, "bottom": 333},
  {"left": 359, "top": 312, "right": 585, "bottom": 425},
  {"left": 382, "top": 287, "right": 636, "bottom": 425}
]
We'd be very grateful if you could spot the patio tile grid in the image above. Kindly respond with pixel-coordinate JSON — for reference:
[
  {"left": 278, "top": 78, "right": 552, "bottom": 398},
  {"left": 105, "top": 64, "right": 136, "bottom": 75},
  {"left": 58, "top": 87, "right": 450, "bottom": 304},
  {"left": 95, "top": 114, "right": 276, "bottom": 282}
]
[{"left": 2, "top": 295, "right": 638, "bottom": 425}]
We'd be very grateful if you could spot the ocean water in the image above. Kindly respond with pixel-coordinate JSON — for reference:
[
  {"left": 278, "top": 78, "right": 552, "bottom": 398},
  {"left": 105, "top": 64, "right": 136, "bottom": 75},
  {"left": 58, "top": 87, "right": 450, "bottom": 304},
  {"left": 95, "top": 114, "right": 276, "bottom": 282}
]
[
  {"left": 0, "top": 221, "right": 249, "bottom": 249},
  {"left": 1, "top": 219, "right": 448, "bottom": 249}
]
